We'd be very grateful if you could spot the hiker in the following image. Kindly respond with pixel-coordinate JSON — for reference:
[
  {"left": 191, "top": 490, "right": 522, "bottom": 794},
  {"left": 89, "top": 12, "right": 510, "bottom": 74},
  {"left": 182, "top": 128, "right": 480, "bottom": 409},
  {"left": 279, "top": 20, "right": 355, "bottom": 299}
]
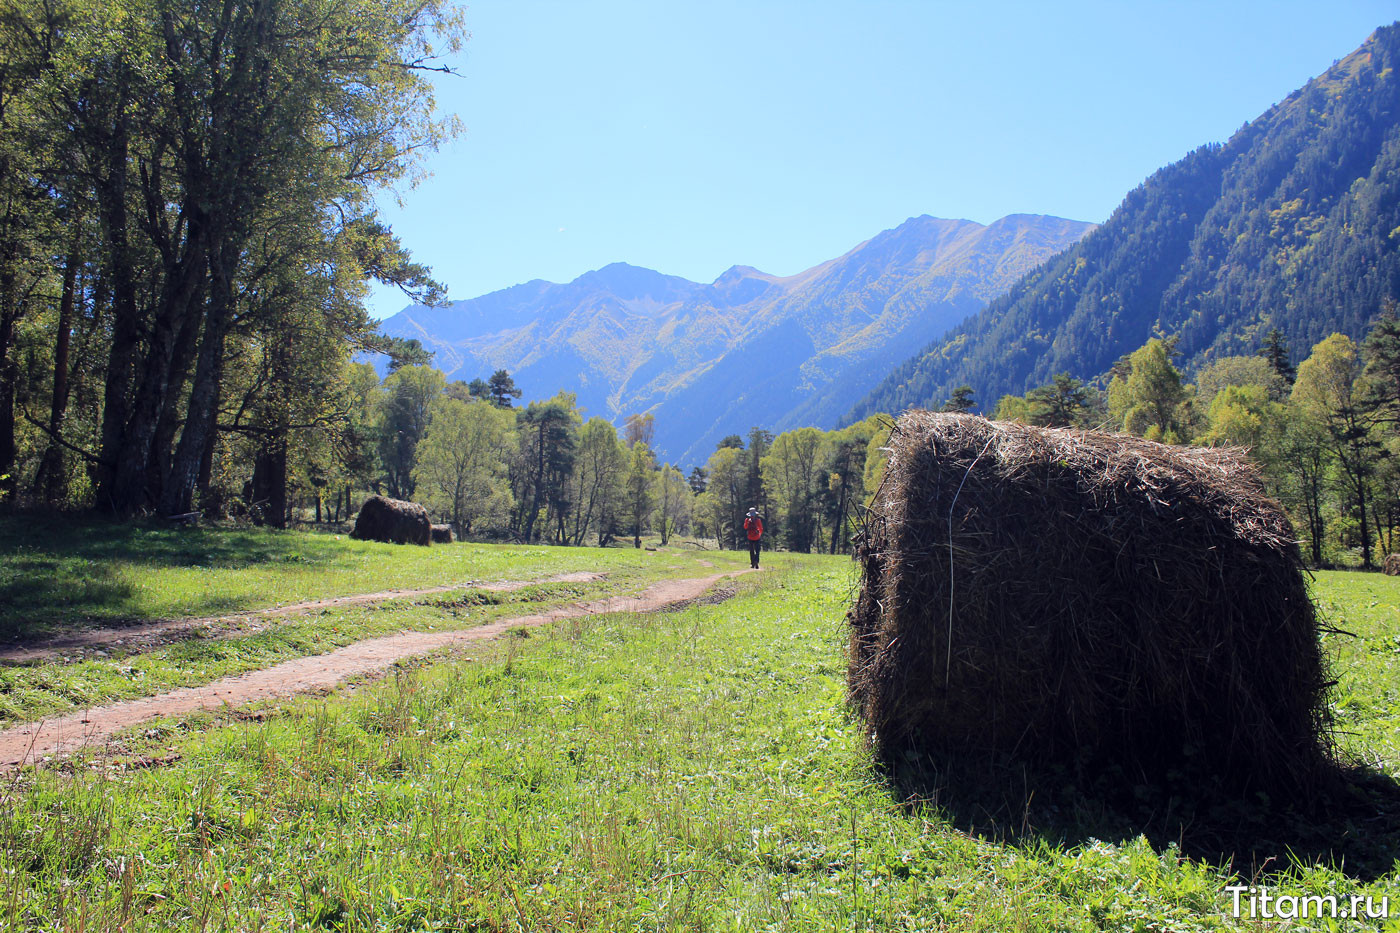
[{"left": 743, "top": 507, "right": 764, "bottom": 569}]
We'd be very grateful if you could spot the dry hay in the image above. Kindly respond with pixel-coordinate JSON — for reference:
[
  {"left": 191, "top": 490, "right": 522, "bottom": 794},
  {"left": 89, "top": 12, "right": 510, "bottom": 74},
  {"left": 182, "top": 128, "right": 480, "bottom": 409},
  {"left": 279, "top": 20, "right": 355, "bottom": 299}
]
[
  {"left": 848, "top": 412, "right": 1332, "bottom": 799},
  {"left": 430, "top": 524, "right": 456, "bottom": 544},
  {"left": 351, "top": 495, "right": 431, "bottom": 546},
  {"left": 1385, "top": 554, "right": 1400, "bottom": 576}
]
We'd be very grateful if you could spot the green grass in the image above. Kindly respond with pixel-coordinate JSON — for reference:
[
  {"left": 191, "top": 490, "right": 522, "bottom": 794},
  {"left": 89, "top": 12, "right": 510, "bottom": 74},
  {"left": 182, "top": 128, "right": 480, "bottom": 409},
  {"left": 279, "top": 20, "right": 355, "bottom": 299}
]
[
  {"left": 5, "top": 553, "right": 1400, "bottom": 930},
  {"left": 0, "top": 520, "right": 751, "bottom": 726},
  {"left": 0, "top": 516, "right": 731, "bottom": 639},
  {"left": 1314, "top": 569, "right": 1400, "bottom": 769}
]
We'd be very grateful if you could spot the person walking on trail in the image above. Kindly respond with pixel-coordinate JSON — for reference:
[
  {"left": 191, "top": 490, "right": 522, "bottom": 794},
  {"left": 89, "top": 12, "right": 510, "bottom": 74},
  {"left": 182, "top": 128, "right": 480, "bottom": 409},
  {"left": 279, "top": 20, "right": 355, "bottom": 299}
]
[{"left": 743, "top": 507, "right": 764, "bottom": 569}]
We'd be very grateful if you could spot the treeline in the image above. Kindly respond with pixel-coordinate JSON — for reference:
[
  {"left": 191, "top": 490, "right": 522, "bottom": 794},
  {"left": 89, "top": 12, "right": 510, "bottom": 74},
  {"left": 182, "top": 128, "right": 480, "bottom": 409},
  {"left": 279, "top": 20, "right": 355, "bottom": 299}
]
[
  {"left": 982, "top": 314, "right": 1400, "bottom": 568},
  {"left": 0, "top": 1, "right": 460, "bottom": 515},
  {"left": 337, "top": 362, "right": 894, "bottom": 553}
]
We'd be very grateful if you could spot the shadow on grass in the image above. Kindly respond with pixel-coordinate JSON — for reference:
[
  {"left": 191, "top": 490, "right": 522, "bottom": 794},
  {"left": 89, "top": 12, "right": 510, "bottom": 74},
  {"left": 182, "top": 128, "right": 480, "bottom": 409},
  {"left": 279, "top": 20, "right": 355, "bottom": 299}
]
[
  {"left": 0, "top": 514, "right": 347, "bottom": 640},
  {"left": 886, "top": 750, "right": 1400, "bottom": 883}
]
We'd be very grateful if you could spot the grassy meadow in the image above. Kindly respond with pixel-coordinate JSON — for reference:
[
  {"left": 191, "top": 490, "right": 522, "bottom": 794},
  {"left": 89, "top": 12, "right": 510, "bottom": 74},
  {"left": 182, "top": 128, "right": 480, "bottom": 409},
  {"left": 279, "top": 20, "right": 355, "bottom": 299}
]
[{"left": 1, "top": 522, "right": 1400, "bottom": 929}]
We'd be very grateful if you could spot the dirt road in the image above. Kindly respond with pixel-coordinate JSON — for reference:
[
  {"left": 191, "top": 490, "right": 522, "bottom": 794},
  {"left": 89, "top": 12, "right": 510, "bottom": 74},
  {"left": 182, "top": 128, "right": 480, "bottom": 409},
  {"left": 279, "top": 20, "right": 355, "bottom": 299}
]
[
  {"left": 0, "top": 571, "right": 607, "bottom": 663},
  {"left": 0, "top": 571, "right": 746, "bottom": 771}
]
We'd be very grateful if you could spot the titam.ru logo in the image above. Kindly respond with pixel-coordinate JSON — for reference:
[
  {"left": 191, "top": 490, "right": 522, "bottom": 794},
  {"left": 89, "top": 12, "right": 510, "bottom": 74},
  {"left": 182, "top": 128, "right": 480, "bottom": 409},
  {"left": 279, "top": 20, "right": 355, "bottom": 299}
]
[{"left": 1226, "top": 885, "right": 1390, "bottom": 921}]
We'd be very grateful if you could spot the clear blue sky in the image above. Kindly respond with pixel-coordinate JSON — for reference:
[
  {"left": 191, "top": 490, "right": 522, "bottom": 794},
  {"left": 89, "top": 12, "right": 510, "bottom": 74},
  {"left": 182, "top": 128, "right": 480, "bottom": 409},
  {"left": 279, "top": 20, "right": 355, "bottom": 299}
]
[{"left": 366, "top": 0, "right": 1400, "bottom": 320}]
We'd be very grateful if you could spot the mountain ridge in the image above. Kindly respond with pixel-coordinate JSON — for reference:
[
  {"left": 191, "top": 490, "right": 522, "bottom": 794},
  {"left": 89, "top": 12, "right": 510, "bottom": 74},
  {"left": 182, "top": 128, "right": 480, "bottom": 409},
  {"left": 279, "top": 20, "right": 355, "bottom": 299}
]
[{"left": 380, "top": 212, "right": 1094, "bottom": 464}]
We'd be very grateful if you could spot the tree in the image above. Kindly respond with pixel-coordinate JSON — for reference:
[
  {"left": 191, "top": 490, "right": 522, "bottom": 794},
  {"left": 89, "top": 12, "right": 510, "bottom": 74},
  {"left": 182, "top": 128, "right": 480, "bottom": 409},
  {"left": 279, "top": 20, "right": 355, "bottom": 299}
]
[
  {"left": 569, "top": 417, "right": 626, "bottom": 546},
  {"left": 761, "top": 427, "right": 822, "bottom": 553},
  {"left": 1107, "top": 338, "right": 1192, "bottom": 442},
  {"left": 687, "top": 466, "right": 707, "bottom": 495},
  {"left": 1194, "top": 355, "right": 1286, "bottom": 410},
  {"left": 1258, "top": 328, "right": 1297, "bottom": 389},
  {"left": 1277, "top": 408, "right": 1333, "bottom": 566},
  {"left": 375, "top": 365, "right": 445, "bottom": 500},
  {"left": 744, "top": 427, "right": 773, "bottom": 542},
  {"left": 1292, "top": 334, "right": 1386, "bottom": 567},
  {"left": 702, "top": 445, "right": 744, "bottom": 548},
  {"left": 992, "top": 394, "right": 1034, "bottom": 423},
  {"left": 623, "top": 413, "right": 655, "bottom": 447},
  {"left": 515, "top": 393, "right": 578, "bottom": 542},
  {"left": 1026, "top": 373, "right": 1095, "bottom": 427},
  {"left": 1365, "top": 302, "right": 1400, "bottom": 425},
  {"left": 941, "top": 386, "right": 975, "bottom": 413},
  {"left": 821, "top": 429, "right": 867, "bottom": 554},
  {"left": 384, "top": 338, "right": 434, "bottom": 373},
  {"left": 1198, "top": 384, "right": 1285, "bottom": 456},
  {"left": 625, "top": 441, "right": 656, "bottom": 548},
  {"left": 413, "top": 396, "right": 515, "bottom": 537},
  {"left": 655, "top": 464, "right": 691, "bottom": 545},
  {"left": 487, "top": 369, "right": 521, "bottom": 409}
]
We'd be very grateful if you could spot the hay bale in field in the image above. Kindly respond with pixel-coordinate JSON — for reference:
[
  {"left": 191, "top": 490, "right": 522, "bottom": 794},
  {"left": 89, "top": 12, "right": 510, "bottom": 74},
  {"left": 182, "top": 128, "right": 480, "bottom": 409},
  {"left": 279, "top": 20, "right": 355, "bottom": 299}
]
[
  {"left": 848, "top": 412, "right": 1332, "bottom": 798},
  {"left": 1385, "top": 554, "right": 1400, "bottom": 576},
  {"left": 430, "top": 523, "right": 455, "bottom": 544},
  {"left": 350, "top": 495, "right": 431, "bottom": 546}
]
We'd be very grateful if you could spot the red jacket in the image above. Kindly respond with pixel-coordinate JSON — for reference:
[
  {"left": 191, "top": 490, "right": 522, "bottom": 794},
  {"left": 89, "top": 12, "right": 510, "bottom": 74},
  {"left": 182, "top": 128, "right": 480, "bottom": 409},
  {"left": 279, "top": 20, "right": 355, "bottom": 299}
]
[{"left": 744, "top": 515, "right": 763, "bottom": 540}]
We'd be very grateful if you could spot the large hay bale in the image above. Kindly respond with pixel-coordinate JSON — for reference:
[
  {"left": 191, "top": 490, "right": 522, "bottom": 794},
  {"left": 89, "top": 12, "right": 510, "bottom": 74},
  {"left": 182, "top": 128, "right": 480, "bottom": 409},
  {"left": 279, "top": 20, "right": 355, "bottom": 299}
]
[
  {"left": 351, "top": 495, "right": 431, "bottom": 546},
  {"left": 848, "top": 412, "right": 1332, "bottom": 797},
  {"left": 430, "top": 523, "right": 455, "bottom": 544},
  {"left": 1386, "top": 554, "right": 1400, "bottom": 576}
]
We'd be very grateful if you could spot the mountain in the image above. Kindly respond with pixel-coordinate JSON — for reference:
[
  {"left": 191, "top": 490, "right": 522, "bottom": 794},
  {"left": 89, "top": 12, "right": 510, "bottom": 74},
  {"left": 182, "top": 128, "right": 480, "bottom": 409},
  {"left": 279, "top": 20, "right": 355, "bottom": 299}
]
[
  {"left": 851, "top": 24, "right": 1400, "bottom": 422},
  {"left": 379, "top": 213, "right": 1093, "bottom": 464}
]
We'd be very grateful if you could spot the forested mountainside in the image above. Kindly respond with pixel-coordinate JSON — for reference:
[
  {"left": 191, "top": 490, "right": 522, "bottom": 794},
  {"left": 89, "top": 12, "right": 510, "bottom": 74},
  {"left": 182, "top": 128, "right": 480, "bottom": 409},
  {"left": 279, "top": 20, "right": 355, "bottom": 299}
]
[
  {"left": 380, "top": 214, "right": 1092, "bottom": 464},
  {"left": 851, "top": 24, "right": 1400, "bottom": 421}
]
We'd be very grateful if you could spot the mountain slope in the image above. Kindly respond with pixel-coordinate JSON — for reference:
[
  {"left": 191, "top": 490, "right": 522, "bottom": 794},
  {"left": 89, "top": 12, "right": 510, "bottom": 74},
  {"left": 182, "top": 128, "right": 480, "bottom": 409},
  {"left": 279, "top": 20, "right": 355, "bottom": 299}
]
[
  {"left": 380, "top": 213, "right": 1093, "bottom": 464},
  {"left": 851, "top": 24, "right": 1400, "bottom": 421}
]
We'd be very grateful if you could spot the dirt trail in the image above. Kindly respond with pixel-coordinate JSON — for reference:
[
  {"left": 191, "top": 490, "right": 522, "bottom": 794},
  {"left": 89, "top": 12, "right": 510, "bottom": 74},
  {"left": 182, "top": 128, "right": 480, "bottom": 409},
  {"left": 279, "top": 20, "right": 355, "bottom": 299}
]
[
  {"left": 0, "top": 571, "right": 747, "bottom": 771},
  {"left": 0, "top": 571, "right": 607, "bottom": 663}
]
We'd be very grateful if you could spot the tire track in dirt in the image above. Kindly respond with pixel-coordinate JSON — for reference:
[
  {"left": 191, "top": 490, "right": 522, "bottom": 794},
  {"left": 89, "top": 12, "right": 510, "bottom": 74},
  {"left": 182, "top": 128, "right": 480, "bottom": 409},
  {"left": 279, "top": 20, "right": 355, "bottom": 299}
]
[
  {"left": 0, "top": 571, "right": 607, "bottom": 663},
  {"left": 0, "top": 571, "right": 748, "bottom": 771}
]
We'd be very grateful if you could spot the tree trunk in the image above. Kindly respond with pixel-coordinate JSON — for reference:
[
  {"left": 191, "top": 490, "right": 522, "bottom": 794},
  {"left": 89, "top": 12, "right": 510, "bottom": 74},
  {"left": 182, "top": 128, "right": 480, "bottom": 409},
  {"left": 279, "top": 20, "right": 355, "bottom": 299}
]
[
  {"left": 829, "top": 474, "right": 849, "bottom": 555},
  {"left": 35, "top": 243, "right": 82, "bottom": 501},
  {"left": 159, "top": 240, "right": 234, "bottom": 516},
  {"left": 94, "top": 117, "right": 142, "bottom": 510},
  {"left": 523, "top": 418, "right": 546, "bottom": 542},
  {"left": 0, "top": 266, "right": 18, "bottom": 502}
]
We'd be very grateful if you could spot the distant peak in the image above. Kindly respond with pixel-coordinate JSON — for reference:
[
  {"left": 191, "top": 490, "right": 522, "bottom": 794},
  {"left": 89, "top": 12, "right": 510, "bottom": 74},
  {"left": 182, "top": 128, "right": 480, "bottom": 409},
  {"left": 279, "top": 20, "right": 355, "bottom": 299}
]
[
  {"left": 569, "top": 261, "right": 699, "bottom": 303},
  {"left": 713, "top": 264, "right": 772, "bottom": 284}
]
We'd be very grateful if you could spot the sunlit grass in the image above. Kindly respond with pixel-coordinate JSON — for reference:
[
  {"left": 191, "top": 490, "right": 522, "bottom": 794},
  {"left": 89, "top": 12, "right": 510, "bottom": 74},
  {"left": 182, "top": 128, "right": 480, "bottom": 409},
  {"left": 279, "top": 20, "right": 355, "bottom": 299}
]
[
  {"left": 0, "top": 516, "right": 731, "bottom": 639},
  {"left": 5, "top": 559, "right": 1399, "bottom": 929}
]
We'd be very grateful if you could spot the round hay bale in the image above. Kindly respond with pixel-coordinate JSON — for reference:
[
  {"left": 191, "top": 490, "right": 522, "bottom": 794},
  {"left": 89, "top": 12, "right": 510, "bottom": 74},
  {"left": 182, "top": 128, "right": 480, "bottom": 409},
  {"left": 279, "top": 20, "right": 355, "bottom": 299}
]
[
  {"left": 430, "top": 523, "right": 455, "bottom": 544},
  {"left": 848, "top": 412, "right": 1332, "bottom": 797},
  {"left": 1385, "top": 554, "right": 1400, "bottom": 576},
  {"left": 350, "top": 495, "right": 431, "bottom": 546}
]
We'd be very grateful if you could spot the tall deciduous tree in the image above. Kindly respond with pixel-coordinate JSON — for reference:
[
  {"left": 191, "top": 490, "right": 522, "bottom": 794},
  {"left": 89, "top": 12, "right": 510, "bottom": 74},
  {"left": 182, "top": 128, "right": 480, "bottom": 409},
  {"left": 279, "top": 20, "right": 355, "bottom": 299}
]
[
  {"left": 569, "top": 416, "right": 625, "bottom": 546},
  {"left": 376, "top": 365, "right": 445, "bottom": 500},
  {"left": 413, "top": 396, "right": 514, "bottom": 536},
  {"left": 624, "top": 441, "right": 655, "bottom": 548},
  {"left": 1292, "top": 333, "right": 1385, "bottom": 567},
  {"left": 1107, "top": 338, "right": 1192, "bottom": 442}
]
